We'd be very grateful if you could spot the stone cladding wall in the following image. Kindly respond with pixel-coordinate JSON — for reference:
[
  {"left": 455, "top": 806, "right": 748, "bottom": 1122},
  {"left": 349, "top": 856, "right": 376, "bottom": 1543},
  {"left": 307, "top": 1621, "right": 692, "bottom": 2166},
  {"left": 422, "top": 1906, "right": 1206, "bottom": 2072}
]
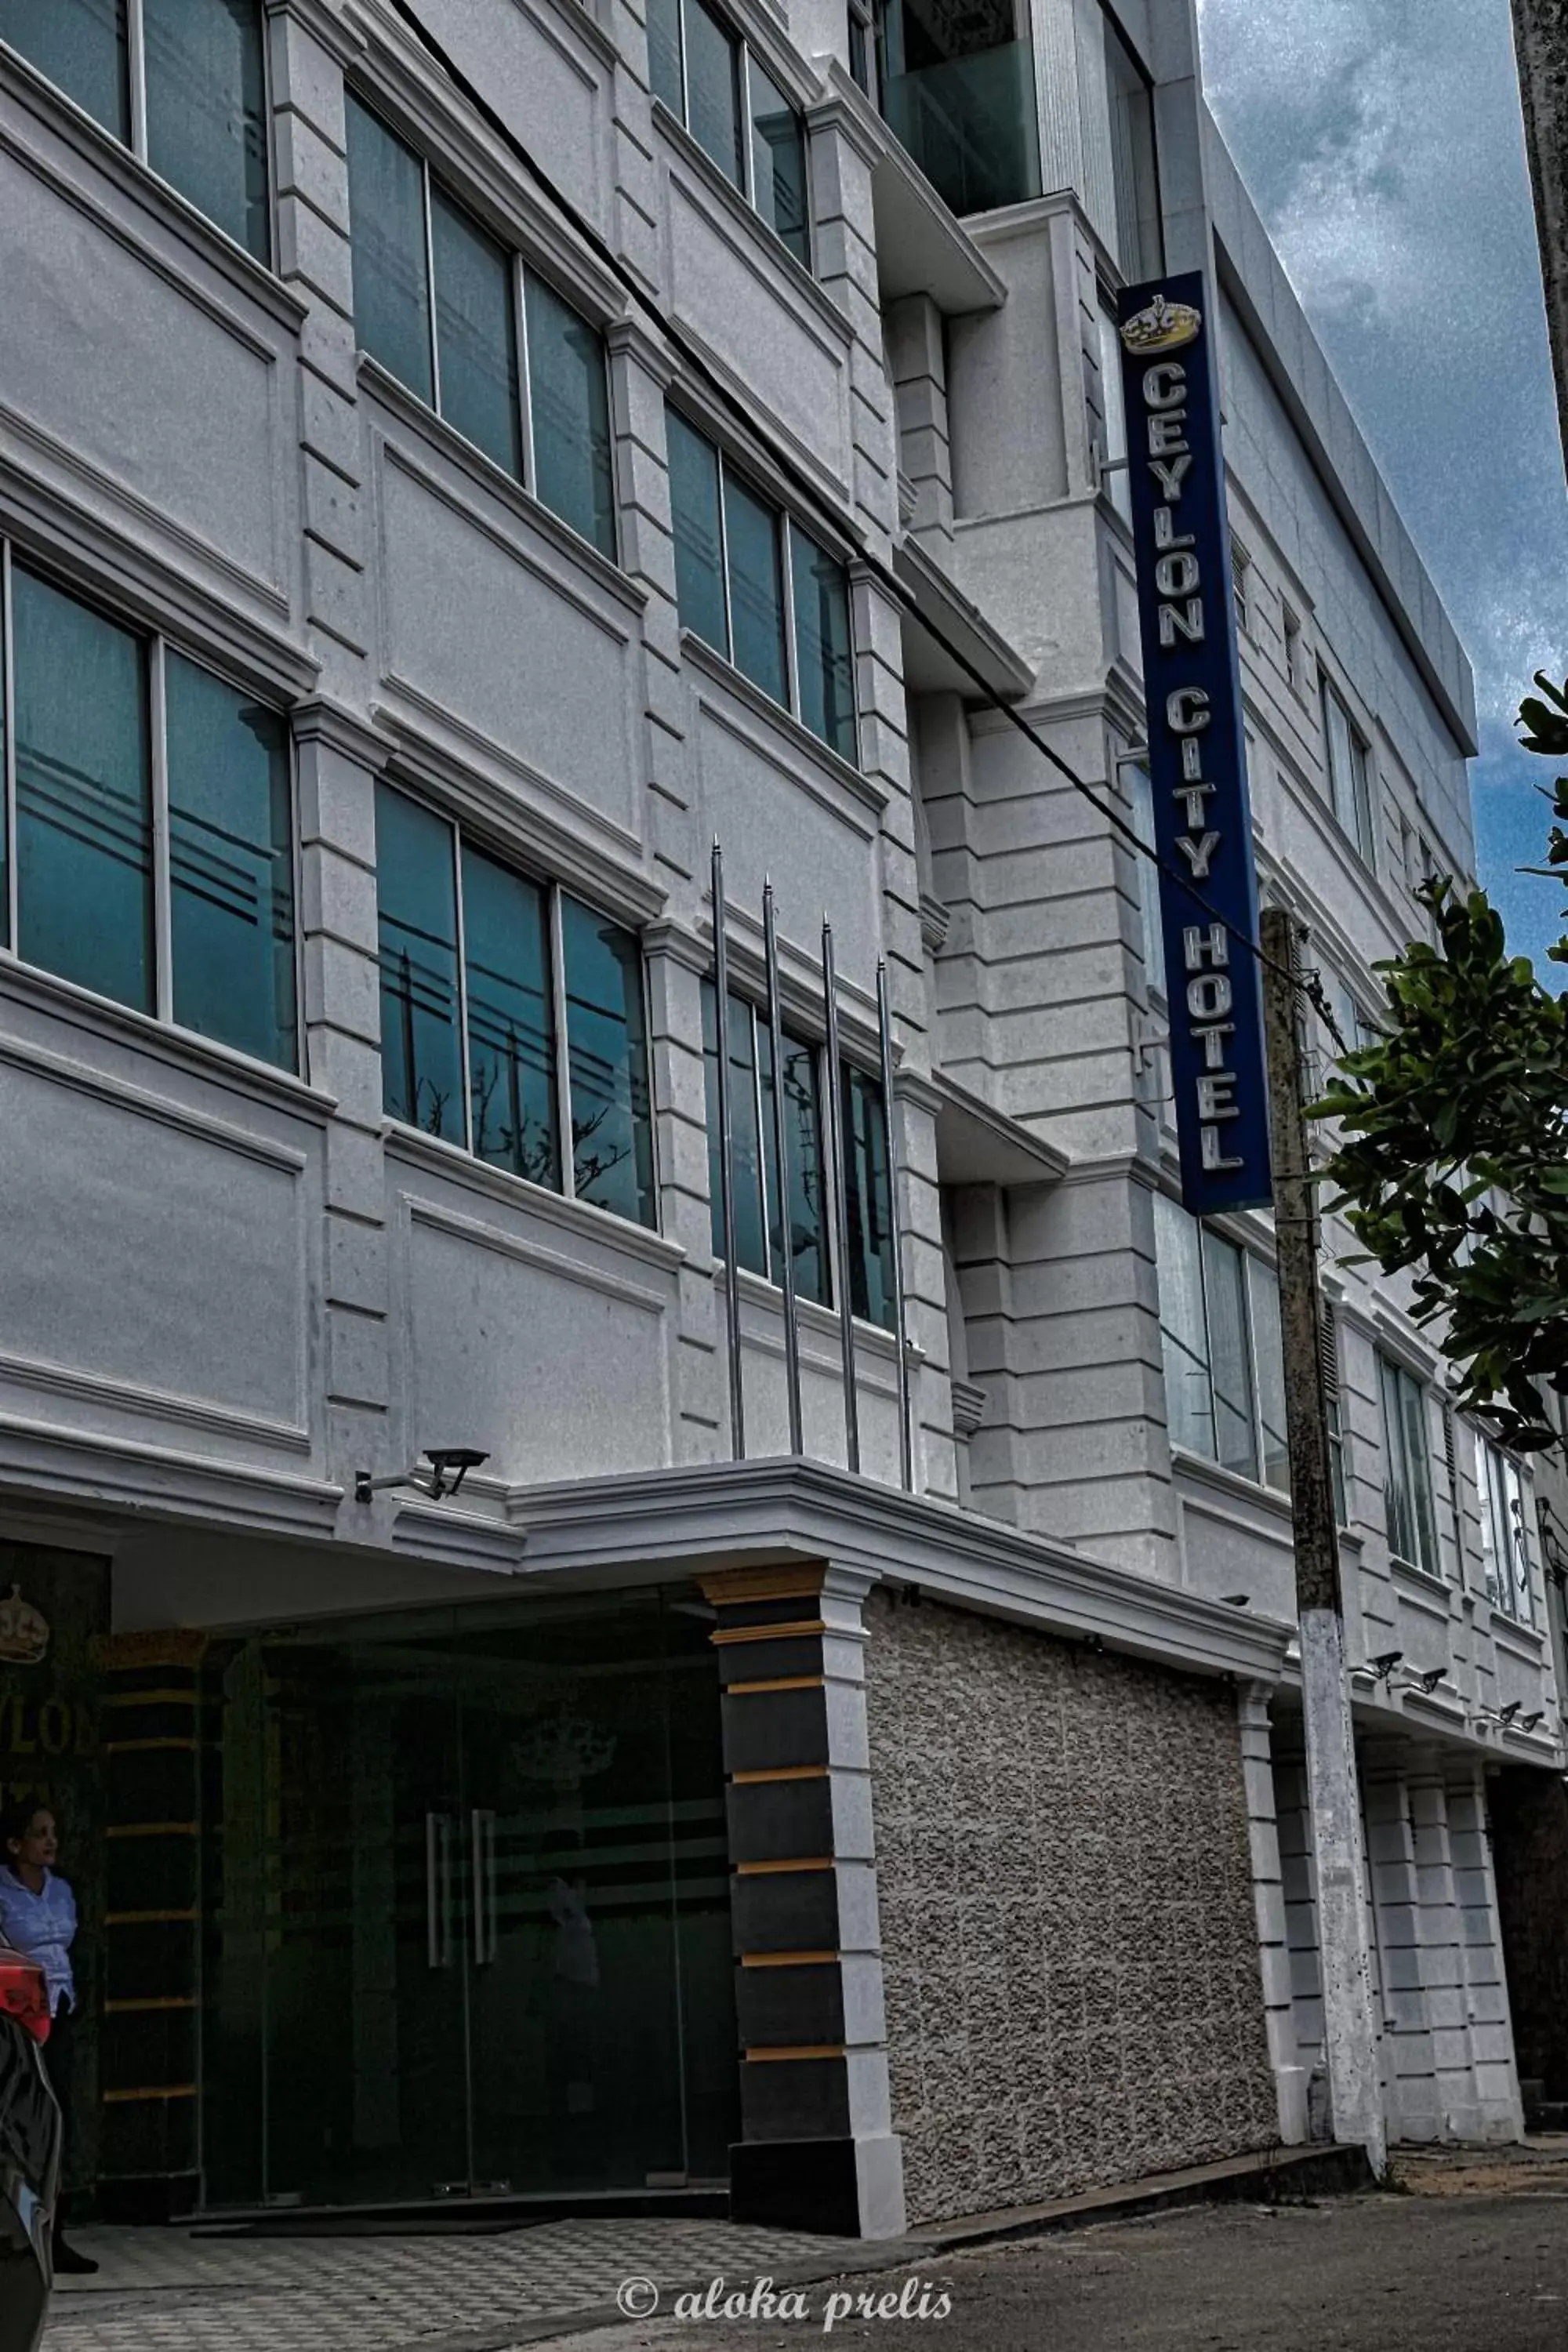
[{"left": 863, "top": 1590, "right": 1278, "bottom": 2223}]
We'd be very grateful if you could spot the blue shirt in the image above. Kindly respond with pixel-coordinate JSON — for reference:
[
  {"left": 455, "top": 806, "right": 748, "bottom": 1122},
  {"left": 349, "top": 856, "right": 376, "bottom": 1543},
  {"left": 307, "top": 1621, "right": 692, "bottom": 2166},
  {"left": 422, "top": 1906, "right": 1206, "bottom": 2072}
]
[{"left": 0, "top": 1866, "right": 77, "bottom": 2016}]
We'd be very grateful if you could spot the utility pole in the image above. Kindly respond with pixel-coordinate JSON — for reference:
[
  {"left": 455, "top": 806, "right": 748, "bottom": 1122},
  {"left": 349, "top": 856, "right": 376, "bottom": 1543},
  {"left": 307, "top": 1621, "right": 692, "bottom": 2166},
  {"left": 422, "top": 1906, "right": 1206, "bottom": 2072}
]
[{"left": 1260, "top": 906, "right": 1386, "bottom": 2178}]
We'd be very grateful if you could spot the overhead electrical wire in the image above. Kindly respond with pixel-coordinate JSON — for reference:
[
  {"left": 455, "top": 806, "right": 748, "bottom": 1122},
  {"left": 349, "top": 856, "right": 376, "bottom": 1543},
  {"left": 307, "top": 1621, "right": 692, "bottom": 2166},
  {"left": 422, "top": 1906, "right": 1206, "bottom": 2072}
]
[{"left": 379, "top": 0, "right": 1344, "bottom": 1050}]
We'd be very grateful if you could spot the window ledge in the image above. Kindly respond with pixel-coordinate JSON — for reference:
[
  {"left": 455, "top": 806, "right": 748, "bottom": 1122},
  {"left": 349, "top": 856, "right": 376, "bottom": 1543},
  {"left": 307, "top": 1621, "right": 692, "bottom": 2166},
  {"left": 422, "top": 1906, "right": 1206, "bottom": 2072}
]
[
  {"left": 724, "top": 1260, "right": 914, "bottom": 1362},
  {"left": 651, "top": 100, "right": 846, "bottom": 345},
  {"left": 383, "top": 1119, "right": 685, "bottom": 1274},
  {"left": 0, "top": 951, "right": 334, "bottom": 1123},
  {"left": 1170, "top": 1444, "right": 1294, "bottom": 1523},
  {"left": 1389, "top": 1552, "right": 1451, "bottom": 1601},
  {"left": 681, "top": 631, "right": 884, "bottom": 817},
  {"left": 1490, "top": 1612, "right": 1545, "bottom": 1657},
  {"left": 0, "top": 40, "right": 305, "bottom": 335},
  {"left": 359, "top": 357, "right": 646, "bottom": 619}
]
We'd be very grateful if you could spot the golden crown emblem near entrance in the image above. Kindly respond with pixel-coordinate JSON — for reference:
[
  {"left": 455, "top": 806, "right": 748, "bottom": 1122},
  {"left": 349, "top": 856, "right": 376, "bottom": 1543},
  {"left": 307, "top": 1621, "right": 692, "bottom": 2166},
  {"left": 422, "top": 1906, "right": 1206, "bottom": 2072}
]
[
  {"left": 1120, "top": 294, "right": 1202, "bottom": 354},
  {"left": 0, "top": 1584, "right": 49, "bottom": 1666},
  {"left": 514, "top": 1711, "right": 617, "bottom": 1784}
]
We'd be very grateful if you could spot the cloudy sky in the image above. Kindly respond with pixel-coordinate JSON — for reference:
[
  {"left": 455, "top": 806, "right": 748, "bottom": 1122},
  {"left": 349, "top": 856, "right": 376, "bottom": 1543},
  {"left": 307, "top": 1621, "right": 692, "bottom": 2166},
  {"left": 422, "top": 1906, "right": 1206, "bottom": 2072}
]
[{"left": 1195, "top": 0, "right": 1567, "bottom": 982}]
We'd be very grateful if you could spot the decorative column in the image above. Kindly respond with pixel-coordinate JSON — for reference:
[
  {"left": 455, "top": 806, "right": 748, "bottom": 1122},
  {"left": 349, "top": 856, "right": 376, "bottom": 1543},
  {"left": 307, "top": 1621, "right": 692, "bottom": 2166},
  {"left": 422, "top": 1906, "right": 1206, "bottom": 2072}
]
[
  {"left": 265, "top": 0, "right": 370, "bottom": 703},
  {"left": 1361, "top": 1739, "right": 1436, "bottom": 2142},
  {"left": 293, "top": 703, "right": 395, "bottom": 1508},
  {"left": 95, "top": 1630, "right": 209, "bottom": 2220},
  {"left": 699, "top": 1563, "right": 905, "bottom": 2238},
  {"left": 1237, "top": 1682, "right": 1308, "bottom": 2143},
  {"left": 1447, "top": 1759, "right": 1526, "bottom": 2141}
]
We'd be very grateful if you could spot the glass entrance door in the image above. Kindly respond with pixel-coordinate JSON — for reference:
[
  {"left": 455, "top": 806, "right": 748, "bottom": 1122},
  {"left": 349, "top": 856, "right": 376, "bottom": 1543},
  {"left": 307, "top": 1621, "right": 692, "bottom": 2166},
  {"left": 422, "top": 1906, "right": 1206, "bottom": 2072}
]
[{"left": 201, "top": 1592, "right": 735, "bottom": 2210}]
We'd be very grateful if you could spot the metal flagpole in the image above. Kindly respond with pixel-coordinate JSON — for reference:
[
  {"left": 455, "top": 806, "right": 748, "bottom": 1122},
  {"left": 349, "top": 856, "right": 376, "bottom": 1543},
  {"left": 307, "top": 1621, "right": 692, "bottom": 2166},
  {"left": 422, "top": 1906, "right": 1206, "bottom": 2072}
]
[
  {"left": 711, "top": 840, "right": 745, "bottom": 1460},
  {"left": 821, "top": 918, "right": 860, "bottom": 1475},
  {"left": 876, "top": 958, "right": 914, "bottom": 1491},
  {"left": 764, "top": 881, "right": 804, "bottom": 1455}
]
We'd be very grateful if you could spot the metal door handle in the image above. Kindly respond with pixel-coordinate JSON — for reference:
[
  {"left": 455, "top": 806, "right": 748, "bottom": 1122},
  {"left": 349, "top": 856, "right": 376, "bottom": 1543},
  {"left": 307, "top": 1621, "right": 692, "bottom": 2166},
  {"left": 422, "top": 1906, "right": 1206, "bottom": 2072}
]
[
  {"left": 471, "top": 1808, "right": 497, "bottom": 1966},
  {"left": 426, "top": 1812, "right": 452, "bottom": 1969}
]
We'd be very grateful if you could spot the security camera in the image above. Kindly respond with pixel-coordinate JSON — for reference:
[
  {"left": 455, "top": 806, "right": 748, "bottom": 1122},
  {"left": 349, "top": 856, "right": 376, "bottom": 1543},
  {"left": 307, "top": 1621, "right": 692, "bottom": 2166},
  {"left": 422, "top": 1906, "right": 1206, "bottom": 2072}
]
[
  {"left": 1368, "top": 1650, "right": 1403, "bottom": 1683},
  {"left": 1409, "top": 1667, "right": 1446, "bottom": 1695},
  {"left": 354, "top": 1446, "right": 490, "bottom": 1504}
]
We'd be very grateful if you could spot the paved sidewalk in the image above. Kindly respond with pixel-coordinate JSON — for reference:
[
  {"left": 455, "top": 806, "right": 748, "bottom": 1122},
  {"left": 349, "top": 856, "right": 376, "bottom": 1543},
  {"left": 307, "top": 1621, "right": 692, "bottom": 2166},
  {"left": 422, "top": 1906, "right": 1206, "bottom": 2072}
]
[{"left": 43, "top": 2216, "right": 893, "bottom": 2352}]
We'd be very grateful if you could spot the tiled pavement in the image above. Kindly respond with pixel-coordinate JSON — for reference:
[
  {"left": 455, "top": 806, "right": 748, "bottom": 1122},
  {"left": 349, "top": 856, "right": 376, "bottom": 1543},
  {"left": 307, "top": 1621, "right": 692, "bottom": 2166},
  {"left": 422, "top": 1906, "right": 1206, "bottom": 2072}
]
[{"left": 44, "top": 2216, "right": 896, "bottom": 2352}]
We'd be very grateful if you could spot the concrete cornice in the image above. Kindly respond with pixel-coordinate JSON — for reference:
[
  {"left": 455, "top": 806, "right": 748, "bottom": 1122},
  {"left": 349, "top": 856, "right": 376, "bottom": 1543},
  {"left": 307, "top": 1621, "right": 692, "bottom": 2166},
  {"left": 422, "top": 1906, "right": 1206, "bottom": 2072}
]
[
  {"left": 505, "top": 1456, "right": 1295, "bottom": 1682},
  {"left": 293, "top": 696, "right": 395, "bottom": 773},
  {"left": 0, "top": 1416, "right": 343, "bottom": 1540},
  {"left": 266, "top": 0, "right": 365, "bottom": 67}
]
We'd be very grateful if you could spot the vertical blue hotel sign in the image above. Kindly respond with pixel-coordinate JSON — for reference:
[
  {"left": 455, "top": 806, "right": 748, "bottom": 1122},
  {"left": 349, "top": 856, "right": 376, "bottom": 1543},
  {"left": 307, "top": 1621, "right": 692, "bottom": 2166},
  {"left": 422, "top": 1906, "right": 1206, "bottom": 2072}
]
[{"left": 1117, "top": 273, "right": 1272, "bottom": 1215}]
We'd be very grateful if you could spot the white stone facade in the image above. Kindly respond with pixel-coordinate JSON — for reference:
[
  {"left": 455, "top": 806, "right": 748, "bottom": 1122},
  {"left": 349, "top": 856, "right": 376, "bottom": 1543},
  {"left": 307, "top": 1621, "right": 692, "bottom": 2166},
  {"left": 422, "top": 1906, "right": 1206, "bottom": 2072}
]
[{"left": 0, "top": 0, "right": 1558, "bottom": 2227}]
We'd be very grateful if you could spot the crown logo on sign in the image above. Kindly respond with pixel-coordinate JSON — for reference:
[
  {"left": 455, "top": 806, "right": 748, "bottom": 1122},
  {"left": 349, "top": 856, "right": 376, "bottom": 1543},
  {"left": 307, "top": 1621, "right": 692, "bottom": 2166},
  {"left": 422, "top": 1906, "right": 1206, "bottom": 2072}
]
[
  {"left": 514, "top": 1711, "right": 617, "bottom": 1786},
  {"left": 0, "top": 1584, "right": 49, "bottom": 1667},
  {"left": 1120, "top": 293, "right": 1202, "bottom": 354}
]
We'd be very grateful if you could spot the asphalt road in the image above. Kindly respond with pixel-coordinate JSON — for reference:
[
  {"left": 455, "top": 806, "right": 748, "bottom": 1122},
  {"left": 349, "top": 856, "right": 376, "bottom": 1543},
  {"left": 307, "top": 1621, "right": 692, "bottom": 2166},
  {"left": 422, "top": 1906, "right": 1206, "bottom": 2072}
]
[{"left": 536, "top": 2190, "right": 1568, "bottom": 2352}]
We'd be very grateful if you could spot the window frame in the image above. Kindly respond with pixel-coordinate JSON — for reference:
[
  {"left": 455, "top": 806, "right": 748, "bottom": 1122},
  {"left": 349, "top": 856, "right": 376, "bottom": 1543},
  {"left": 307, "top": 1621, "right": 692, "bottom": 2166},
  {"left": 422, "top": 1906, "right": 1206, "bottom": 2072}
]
[
  {"left": 1319, "top": 674, "right": 1377, "bottom": 869},
  {"left": 346, "top": 91, "right": 619, "bottom": 564},
  {"left": 1476, "top": 1432, "right": 1534, "bottom": 1625},
  {"left": 1153, "top": 1192, "right": 1289, "bottom": 1497},
  {"left": 650, "top": 0, "right": 813, "bottom": 270},
  {"left": 1120, "top": 751, "right": 1165, "bottom": 1001},
  {"left": 1, "top": 0, "right": 275, "bottom": 264},
  {"left": 1377, "top": 1352, "right": 1442, "bottom": 1577},
  {"left": 701, "top": 980, "right": 896, "bottom": 1332},
  {"left": 0, "top": 539, "right": 303, "bottom": 1074},
  {"left": 1281, "top": 604, "right": 1305, "bottom": 697},
  {"left": 1230, "top": 537, "right": 1251, "bottom": 639},
  {"left": 666, "top": 405, "right": 859, "bottom": 764},
  {"left": 374, "top": 782, "right": 659, "bottom": 1231}
]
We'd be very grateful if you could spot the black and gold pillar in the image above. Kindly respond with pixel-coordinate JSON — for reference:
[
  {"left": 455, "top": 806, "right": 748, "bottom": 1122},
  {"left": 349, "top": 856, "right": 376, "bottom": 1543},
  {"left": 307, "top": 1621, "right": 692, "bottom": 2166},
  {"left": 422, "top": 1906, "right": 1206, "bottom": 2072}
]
[
  {"left": 95, "top": 1629, "right": 209, "bottom": 2220},
  {"left": 699, "top": 1563, "right": 905, "bottom": 2238}
]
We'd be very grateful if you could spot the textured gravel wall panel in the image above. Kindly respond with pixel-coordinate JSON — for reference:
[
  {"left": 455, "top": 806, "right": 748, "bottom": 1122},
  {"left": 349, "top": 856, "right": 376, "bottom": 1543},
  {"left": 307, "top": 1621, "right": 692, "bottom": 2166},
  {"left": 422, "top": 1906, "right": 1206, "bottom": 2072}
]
[{"left": 865, "top": 1592, "right": 1279, "bottom": 2225}]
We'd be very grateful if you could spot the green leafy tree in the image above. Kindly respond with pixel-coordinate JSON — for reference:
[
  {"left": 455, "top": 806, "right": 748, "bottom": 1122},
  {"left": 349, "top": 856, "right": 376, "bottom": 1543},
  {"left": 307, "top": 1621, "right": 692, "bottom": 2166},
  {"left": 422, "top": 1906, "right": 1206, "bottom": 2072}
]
[{"left": 1313, "top": 674, "right": 1568, "bottom": 1454}]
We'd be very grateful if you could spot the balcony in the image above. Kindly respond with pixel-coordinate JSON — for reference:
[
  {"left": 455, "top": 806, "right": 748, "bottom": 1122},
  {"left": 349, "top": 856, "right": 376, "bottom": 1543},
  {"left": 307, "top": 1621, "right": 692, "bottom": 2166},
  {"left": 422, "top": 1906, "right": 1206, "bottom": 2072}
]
[{"left": 877, "top": 36, "right": 1041, "bottom": 219}]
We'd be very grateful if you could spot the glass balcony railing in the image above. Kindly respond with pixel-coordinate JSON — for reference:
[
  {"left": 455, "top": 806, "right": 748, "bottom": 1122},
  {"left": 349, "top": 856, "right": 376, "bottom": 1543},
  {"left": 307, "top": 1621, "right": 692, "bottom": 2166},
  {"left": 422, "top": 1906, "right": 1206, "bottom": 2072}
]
[{"left": 878, "top": 39, "right": 1042, "bottom": 218}]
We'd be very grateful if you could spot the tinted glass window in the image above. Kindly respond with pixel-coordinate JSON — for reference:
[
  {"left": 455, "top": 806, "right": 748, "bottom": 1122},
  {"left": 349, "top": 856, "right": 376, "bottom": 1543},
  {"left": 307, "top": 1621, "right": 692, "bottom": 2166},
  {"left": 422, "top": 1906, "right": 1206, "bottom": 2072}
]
[
  {"left": 165, "top": 652, "right": 296, "bottom": 1067},
  {"left": 375, "top": 785, "right": 463, "bottom": 1143},
  {"left": 647, "top": 0, "right": 684, "bottom": 113},
  {"left": 430, "top": 186, "right": 522, "bottom": 477},
  {"left": 749, "top": 59, "right": 809, "bottom": 264},
  {"left": 702, "top": 986, "right": 768, "bottom": 1277},
  {"left": 684, "top": 0, "right": 742, "bottom": 185},
  {"left": 0, "top": 0, "right": 129, "bottom": 138},
  {"left": 347, "top": 98, "right": 434, "bottom": 405},
  {"left": 763, "top": 1023, "right": 829, "bottom": 1308},
  {"left": 842, "top": 1064, "right": 895, "bottom": 1329},
  {"left": 790, "top": 528, "right": 855, "bottom": 759},
  {"left": 143, "top": 0, "right": 270, "bottom": 260},
  {"left": 462, "top": 843, "right": 557, "bottom": 1185},
  {"left": 722, "top": 472, "right": 785, "bottom": 704},
  {"left": 561, "top": 895, "right": 655, "bottom": 1226},
  {"left": 13, "top": 568, "right": 153, "bottom": 1015},
  {"left": 525, "top": 275, "right": 616, "bottom": 557},
  {"left": 666, "top": 411, "right": 728, "bottom": 655}
]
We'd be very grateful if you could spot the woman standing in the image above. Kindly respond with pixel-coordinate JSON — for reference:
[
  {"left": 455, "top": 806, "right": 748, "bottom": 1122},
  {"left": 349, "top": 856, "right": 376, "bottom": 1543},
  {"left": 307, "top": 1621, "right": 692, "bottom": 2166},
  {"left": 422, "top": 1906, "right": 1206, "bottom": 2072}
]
[{"left": 0, "top": 1802, "right": 99, "bottom": 2275}]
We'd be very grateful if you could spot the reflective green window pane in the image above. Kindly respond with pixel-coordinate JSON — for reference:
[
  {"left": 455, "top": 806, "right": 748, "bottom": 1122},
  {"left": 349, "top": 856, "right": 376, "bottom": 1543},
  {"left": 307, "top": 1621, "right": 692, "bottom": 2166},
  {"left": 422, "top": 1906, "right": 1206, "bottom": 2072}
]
[
  {"left": 685, "top": 0, "right": 742, "bottom": 185},
  {"left": 375, "top": 785, "right": 463, "bottom": 1142},
  {"left": 1153, "top": 1192, "right": 1214, "bottom": 1458},
  {"left": 143, "top": 0, "right": 270, "bottom": 261},
  {"left": 648, "top": 0, "right": 683, "bottom": 114},
  {"left": 562, "top": 896, "right": 655, "bottom": 1226},
  {"left": 842, "top": 1064, "right": 895, "bottom": 1329},
  {"left": 524, "top": 275, "right": 615, "bottom": 557},
  {"left": 0, "top": 0, "right": 129, "bottom": 139},
  {"left": 1201, "top": 1228, "right": 1257, "bottom": 1479},
  {"left": 666, "top": 410, "right": 728, "bottom": 654},
  {"left": 749, "top": 59, "right": 809, "bottom": 264},
  {"left": 760, "top": 1023, "right": 829, "bottom": 1307},
  {"left": 347, "top": 98, "right": 434, "bottom": 405},
  {"left": 789, "top": 528, "right": 855, "bottom": 760},
  {"left": 461, "top": 844, "right": 558, "bottom": 1187},
  {"left": 722, "top": 473, "right": 785, "bottom": 704},
  {"left": 165, "top": 652, "right": 296, "bottom": 1068},
  {"left": 1248, "top": 1260, "right": 1290, "bottom": 1495},
  {"left": 13, "top": 568, "right": 153, "bottom": 1014},
  {"left": 430, "top": 187, "right": 522, "bottom": 477},
  {"left": 702, "top": 985, "right": 766, "bottom": 1276}
]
